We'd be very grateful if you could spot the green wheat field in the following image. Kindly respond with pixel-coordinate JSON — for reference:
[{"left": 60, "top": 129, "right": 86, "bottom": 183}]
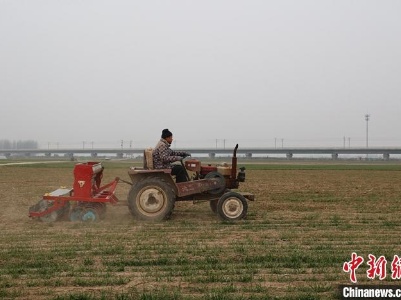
[{"left": 1, "top": 159, "right": 401, "bottom": 299}]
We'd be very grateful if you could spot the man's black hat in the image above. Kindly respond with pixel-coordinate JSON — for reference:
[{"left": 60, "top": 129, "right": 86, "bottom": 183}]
[{"left": 162, "top": 129, "right": 173, "bottom": 139}]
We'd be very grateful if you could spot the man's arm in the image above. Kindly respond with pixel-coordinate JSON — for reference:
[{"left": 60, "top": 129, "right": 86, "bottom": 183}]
[
  {"left": 171, "top": 150, "right": 191, "bottom": 158},
  {"left": 159, "top": 144, "right": 183, "bottom": 164}
]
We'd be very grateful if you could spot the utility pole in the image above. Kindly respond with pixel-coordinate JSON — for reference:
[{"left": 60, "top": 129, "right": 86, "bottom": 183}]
[
  {"left": 365, "top": 114, "right": 370, "bottom": 148},
  {"left": 365, "top": 114, "right": 370, "bottom": 160}
]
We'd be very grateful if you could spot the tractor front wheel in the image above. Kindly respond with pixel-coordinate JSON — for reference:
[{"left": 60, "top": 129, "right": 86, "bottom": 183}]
[
  {"left": 128, "top": 177, "right": 175, "bottom": 221},
  {"left": 217, "top": 192, "right": 248, "bottom": 221}
]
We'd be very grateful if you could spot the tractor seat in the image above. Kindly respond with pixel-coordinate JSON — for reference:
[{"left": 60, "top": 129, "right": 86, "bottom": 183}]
[{"left": 144, "top": 148, "right": 154, "bottom": 170}]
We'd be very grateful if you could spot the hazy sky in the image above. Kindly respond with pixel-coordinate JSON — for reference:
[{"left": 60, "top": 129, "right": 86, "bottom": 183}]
[{"left": 1, "top": 0, "right": 400, "bottom": 149}]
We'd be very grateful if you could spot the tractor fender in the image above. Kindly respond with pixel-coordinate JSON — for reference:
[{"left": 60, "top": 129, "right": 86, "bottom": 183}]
[{"left": 128, "top": 169, "right": 177, "bottom": 194}]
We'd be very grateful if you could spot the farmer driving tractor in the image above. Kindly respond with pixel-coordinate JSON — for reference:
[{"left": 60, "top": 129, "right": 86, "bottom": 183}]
[
  {"left": 29, "top": 128, "right": 253, "bottom": 222},
  {"left": 152, "top": 129, "right": 191, "bottom": 182}
]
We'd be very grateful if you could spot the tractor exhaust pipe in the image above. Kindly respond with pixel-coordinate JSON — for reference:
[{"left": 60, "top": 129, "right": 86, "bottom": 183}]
[
  {"left": 231, "top": 144, "right": 238, "bottom": 179},
  {"left": 232, "top": 144, "right": 245, "bottom": 182}
]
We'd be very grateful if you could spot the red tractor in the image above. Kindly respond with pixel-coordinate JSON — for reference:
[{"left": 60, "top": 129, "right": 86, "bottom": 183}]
[
  {"left": 127, "top": 144, "right": 254, "bottom": 221},
  {"left": 29, "top": 145, "right": 254, "bottom": 222}
]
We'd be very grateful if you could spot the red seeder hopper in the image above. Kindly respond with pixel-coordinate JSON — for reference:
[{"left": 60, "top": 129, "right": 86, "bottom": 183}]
[{"left": 29, "top": 162, "right": 119, "bottom": 222}]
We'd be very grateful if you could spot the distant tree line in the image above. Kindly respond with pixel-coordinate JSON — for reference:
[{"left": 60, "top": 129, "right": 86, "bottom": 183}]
[{"left": 0, "top": 139, "right": 39, "bottom": 149}]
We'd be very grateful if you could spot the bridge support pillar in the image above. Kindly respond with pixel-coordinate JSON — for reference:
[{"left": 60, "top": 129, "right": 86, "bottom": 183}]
[
  {"left": 246, "top": 153, "right": 252, "bottom": 158},
  {"left": 332, "top": 153, "right": 338, "bottom": 160},
  {"left": 383, "top": 153, "right": 390, "bottom": 161},
  {"left": 286, "top": 152, "right": 293, "bottom": 160},
  {"left": 209, "top": 153, "right": 216, "bottom": 158}
]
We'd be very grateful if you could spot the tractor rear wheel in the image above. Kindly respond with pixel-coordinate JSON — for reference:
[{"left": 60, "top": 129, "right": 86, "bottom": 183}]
[
  {"left": 217, "top": 192, "right": 248, "bottom": 221},
  {"left": 128, "top": 177, "right": 175, "bottom": 221}
]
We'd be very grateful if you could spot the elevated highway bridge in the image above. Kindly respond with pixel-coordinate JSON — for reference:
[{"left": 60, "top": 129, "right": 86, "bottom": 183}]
[{"left": 1, "top": 147, "right": 401, "bottom": 160}]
